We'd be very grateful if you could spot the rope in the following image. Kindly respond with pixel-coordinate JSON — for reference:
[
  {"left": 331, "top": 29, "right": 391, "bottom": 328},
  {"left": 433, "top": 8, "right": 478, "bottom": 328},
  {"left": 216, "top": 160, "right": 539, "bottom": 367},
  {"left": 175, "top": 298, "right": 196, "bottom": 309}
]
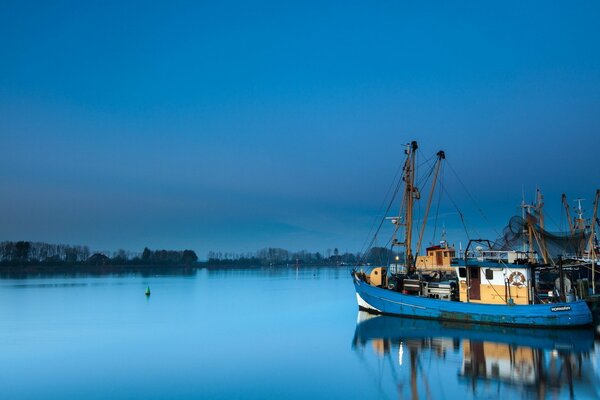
[
  {"left": 413, "top": 148, "right": 443, "bottom": 254},
  {"left": 431, "top": 163, "right": 444, "bottom": 243},
  {"left": 358, "top": 158, "right": 405, "bottom": 261},
  {"left": 358, "top": 159, "right": 406, "bottom": 265},
  {"left": 483, "top": 273, "right": 507, "bottom": 302},
  {"left": 437, "top": 177, "right": 471, "bottom": 241},
  {"left": 446, "top": 159, "right": 502, "bottom": 238}
]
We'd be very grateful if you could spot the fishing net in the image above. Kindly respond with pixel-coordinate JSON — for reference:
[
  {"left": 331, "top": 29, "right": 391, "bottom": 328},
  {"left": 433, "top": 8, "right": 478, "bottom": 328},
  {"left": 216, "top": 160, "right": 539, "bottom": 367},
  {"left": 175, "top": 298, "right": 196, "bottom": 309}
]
[{"left": 492, "top": 215, "right": 590, "bottom": 260}]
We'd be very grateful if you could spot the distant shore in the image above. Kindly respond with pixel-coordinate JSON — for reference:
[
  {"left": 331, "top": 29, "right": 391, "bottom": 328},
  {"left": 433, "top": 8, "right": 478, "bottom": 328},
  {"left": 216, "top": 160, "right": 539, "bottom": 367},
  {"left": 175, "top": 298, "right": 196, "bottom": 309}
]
[
  {"left": 0, "top": 262, "right": 354, "bottom": 278},
  {"left": 0, "top": 240, "right": 382, "bottom": 277}
]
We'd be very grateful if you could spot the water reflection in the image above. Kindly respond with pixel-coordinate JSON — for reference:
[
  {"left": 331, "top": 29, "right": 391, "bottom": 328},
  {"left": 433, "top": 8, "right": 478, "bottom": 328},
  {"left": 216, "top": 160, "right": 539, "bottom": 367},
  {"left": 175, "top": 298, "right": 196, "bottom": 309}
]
[{"left": 352, "top": 312, "right": 599, "bottom": 399}]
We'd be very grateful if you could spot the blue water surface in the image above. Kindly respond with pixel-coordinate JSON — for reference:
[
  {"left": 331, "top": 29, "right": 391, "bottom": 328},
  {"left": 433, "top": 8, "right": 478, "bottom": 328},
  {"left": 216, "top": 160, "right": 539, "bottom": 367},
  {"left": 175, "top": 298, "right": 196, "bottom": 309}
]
[{"left": 0, "top": 267, "right": 598, "bottom": 399}]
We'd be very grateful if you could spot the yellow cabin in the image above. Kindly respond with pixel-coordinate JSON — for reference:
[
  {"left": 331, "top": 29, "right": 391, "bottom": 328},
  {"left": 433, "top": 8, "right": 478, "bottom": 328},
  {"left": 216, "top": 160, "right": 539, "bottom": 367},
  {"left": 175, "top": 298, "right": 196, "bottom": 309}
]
[
  {"left": 456, "top": 262, "right": 531, "bottom": 305},
  {"left": 415, "top": 245, "right": 456, "bottom": 272}
]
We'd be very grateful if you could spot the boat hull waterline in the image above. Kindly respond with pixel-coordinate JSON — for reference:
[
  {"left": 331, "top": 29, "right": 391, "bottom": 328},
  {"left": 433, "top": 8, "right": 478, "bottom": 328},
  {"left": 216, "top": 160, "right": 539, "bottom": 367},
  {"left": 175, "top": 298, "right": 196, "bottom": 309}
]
[{"left": 352, "top": 272, "right": 592, "bottom": 328}]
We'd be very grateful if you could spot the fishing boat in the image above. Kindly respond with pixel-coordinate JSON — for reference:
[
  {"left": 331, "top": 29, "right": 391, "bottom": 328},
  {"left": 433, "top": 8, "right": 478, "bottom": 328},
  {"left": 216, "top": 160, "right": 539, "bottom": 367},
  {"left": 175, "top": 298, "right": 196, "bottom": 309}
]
[{"left": 352, "top": 141, "right": 593, "bottom": 328}]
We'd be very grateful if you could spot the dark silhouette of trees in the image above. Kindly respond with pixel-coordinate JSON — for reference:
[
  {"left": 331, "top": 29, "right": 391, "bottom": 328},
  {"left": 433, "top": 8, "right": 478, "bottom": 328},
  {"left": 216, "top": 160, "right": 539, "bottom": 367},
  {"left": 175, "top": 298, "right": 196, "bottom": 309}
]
[
  {"left": 0, "top": 241, "right": 198, "bottom": 268},
  {"left": 137, "top": 247, "right": 198, "bottom": 266},
  {"left": 15, "top": 241, "right": 30, "bottom": 262},
  {"left": 0, "top": 241, "right": 90, "bottom": 265},
  {"left": 182, "top": 250, "right": 198, "bottom": 265},
  {"left": 87, "top": 253, "right": 110, "bottom": 266},
  {"left": 0, "top": 239, "right": 370, "bottom": 269},
  {"left": 364, "top": 247, "right": 404, "bottom": 265},
  {"left": 204, "top": 247, "right": 363, "bottom": 267}
]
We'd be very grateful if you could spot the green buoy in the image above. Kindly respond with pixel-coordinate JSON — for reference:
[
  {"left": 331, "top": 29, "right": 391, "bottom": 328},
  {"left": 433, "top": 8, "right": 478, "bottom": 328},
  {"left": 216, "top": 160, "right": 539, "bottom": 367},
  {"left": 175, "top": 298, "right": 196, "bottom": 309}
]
[{"left": 145, "top": 286, "right": 151, "bottom": 296}]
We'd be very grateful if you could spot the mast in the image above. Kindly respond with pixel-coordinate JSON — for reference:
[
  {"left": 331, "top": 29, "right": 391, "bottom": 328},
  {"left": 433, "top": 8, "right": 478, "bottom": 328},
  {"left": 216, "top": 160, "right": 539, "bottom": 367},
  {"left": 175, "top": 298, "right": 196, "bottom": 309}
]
[
  {"left": 574, "top": 198, "right": 586, "bottom": 256},
  {"left": 591, "top": 190, "right": 599, "bottom": 294},
  {"left": 535, "top": 188, "right": 549, "bottom": 263},
  {"left": 404, "top": 141, "right": 419, "bottom": 270},
  {"left": 536, "top": 188, "right": 545, "bottom": 231},
  {"left": 441, "top": 224, "right": 447, "bottom": 247},
  {"left": 392, "top": 141, "right": 419, "bottom": 270},
  {"left": 561, "top": 194, "right": 574, "bottom": 234},
  {"left": 521, "top": 201, "right": 536, "bottom": 262},
  {"left": 527, "top": 219, "right": 535, "bottom": 262},
  {"left": 574, "top": 198, "right": 586, "bottom": 230},
  {"left": 521, "top": 188, "right": 528, "bottom": 255}
]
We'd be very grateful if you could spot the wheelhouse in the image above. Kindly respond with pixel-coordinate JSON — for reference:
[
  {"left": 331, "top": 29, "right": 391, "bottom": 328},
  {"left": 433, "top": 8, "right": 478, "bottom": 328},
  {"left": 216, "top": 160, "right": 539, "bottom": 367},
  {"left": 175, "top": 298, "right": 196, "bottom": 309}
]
[{"left": 454, "top": 251, "right": 533, "bottom": 305}]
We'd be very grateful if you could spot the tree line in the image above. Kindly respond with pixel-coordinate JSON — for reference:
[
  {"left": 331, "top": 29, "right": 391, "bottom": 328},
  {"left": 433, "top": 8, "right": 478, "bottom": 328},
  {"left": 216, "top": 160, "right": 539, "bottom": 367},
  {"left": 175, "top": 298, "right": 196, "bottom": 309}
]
[
  {"left": 0, "top": 240, "right": 398, "bottom": 268},
  {"left": 0, "top": 241, "right": 198, "bottom": 267},
  {"left": 205, "top": 246, "right": 400, "bottom": 266}
]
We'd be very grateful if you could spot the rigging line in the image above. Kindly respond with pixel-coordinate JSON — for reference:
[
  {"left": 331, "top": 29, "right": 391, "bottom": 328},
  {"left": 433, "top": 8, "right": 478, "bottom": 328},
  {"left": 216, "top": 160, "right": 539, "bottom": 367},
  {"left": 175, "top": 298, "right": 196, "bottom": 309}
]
[
  {"left": 417, "top": 157, "right": 435, "bottom": 187},
  {"left": 413, "top": 149, "right": 439, "bottom": 252},
  {"left": 416, "top": 164, "right": 435, "bottom": 196},
  {"left": 384, "top": 236, "right": 393, "bottom": 249},
  {"left": 446, "top": 159, "right": 502, "bottom": 238},
  {"left": 415, "top": 357, "right": 434, "bottom": 400},
  {"left": 352, "top": 351, "right": 394, "bottom": 400},
  {"left": 384, "top": 349, "right": 401, "bottom": 390},
  {"left": 360, "top": 167, "right": 405, "bottom": 263},
  {"left": 359, "top": 169, "right": 403, "bottom": 253},
  {"left": 438, "top": 178, "right": 472, "bottom": 240},
  {"left": 416, "top": 192, "right": 422, "bottom": 253},
  {"left": 495, "top": 257, "right": 549, "bottom": 304},
  {"left": 483, "top": 269, "right": 507, "bottom": 302},
  {"left": 359, "top": 215, "right": 381, "bottom": 260},
  {"left": 415, "top": 165, "right": 442, "bottom": 250},
  {"left": 544, "top": 211, "right": 562, "bottom": 233},
  {"left": 415, "top": 149, "right": 437, "bottom": 190},
  {"left": 360, "top": 146, "right": 442, "bottom": 263},
  {"left": 359, "top": 158, "right": 406, "bottom": 257},
  {"left": 431, "top": 163, "right": 444, "bottom": 243},
  {"left": 417, "top": 151, "right": 436, "bottom": 169}
]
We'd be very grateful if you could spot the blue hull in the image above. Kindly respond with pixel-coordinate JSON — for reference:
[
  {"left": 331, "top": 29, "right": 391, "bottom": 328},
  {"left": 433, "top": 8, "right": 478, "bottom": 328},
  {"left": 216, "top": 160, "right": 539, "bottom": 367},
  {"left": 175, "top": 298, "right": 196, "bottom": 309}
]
[{"left": 352, "top": 273, "right": 592, "bottom": 328}]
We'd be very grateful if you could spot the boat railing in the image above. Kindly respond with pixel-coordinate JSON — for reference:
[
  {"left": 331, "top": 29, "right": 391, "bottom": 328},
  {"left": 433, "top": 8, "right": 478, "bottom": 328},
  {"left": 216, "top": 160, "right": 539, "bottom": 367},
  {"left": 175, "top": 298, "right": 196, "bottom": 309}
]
[
  {"left": 563, "top": 252, "right": 599, "bottom": 264},
  {"left": 455, "top": 250, "right": 535, "bottom": 264},
  {"left": 478, "top": 250, "right": 531, "bottom": 263}
]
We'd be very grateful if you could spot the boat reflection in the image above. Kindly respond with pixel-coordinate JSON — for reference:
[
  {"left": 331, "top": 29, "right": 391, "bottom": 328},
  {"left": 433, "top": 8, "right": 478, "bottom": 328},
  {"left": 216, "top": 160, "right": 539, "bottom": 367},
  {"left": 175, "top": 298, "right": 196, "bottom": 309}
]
[{"left": 352, "top": 312, "right": 599, "bottom": 399}]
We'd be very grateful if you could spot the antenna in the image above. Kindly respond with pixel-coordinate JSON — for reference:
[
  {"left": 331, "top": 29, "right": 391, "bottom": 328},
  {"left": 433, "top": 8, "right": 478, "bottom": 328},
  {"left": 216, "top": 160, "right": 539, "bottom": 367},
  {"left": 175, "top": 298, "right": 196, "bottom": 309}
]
[
  {"left": 574, "top": 198, "right": 586, "bottom": 230},
  {"left": 575, "top": 198, "right": 586, "bottom": 216},
  {"left": 441, "top": 223, "right": 447, "bottom": 247}
]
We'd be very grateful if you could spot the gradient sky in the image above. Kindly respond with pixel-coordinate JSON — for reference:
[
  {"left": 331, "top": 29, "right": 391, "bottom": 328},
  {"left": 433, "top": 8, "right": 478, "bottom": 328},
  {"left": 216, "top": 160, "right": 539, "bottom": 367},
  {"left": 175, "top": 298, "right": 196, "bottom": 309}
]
[{"left": 1, "top": 1, "right": 599, "bottom": 258}]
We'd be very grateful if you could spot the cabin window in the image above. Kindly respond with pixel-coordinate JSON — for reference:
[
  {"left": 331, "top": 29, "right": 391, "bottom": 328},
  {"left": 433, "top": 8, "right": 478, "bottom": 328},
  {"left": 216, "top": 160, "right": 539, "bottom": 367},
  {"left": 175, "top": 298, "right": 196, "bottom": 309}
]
[
  {"left": 458, "top": 268, "right": 467, "bottom": 278},
  {"left": 485, "top": 269, "right": 494, "bottom": 280}
]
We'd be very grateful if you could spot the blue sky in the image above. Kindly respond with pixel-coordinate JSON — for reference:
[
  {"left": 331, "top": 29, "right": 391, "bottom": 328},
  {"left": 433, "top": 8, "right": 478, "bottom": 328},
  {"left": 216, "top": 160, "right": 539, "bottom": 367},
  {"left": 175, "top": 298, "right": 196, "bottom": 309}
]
[{"left": 1, "top": 1, "right": 599, "bottom": 258}]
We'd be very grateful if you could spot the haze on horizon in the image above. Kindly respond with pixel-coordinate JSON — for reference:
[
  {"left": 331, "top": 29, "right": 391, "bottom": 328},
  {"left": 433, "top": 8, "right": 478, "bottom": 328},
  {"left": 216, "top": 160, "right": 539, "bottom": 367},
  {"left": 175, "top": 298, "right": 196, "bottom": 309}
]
[{"left": 1, "top": 1, "right": 599, "bottom": 259}]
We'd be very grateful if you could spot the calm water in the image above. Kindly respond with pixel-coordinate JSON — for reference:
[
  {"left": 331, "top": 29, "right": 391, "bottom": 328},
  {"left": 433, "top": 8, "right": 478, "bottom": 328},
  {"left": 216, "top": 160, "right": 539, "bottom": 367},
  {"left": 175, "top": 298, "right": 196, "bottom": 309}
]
[{"left": 0, "top": 267, "right": 599, "bottom": 399}]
